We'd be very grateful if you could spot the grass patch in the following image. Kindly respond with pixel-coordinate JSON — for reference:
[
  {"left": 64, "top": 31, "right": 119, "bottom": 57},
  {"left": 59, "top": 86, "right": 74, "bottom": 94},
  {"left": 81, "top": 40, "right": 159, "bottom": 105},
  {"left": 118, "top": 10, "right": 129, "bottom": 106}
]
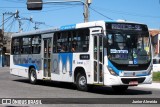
[{"left": 153, "top": 72, "right": 160, "bottom": 82}]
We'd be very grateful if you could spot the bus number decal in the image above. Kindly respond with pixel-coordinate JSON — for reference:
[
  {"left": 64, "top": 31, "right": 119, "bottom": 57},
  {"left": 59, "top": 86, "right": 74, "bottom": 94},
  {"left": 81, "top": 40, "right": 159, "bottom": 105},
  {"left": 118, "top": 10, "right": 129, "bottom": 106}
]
[{"left": 80, "top": 54, "right": 90, "bottom": 60}]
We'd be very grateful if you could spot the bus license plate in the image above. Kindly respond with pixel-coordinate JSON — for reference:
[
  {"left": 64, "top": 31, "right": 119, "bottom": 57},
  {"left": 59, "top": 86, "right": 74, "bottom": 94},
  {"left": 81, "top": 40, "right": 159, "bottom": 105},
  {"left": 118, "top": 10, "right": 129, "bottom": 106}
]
[{"left": 129, "top": 81, "right": 138, "bottom": 85}]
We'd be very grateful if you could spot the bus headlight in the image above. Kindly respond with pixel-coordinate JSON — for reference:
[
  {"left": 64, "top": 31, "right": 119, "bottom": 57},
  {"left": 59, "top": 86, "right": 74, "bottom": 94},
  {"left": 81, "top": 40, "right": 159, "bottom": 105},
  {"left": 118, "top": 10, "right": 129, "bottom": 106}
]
[{"left": 108, "top": 67, "right": 118, "bottom": 76}]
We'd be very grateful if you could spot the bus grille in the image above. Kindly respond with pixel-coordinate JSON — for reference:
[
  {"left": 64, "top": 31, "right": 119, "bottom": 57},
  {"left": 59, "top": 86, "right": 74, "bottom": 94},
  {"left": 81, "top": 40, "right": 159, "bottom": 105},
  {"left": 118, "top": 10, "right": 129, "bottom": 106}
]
[{"left": 121, "top": 77, "right": 146, "bottom": 84}]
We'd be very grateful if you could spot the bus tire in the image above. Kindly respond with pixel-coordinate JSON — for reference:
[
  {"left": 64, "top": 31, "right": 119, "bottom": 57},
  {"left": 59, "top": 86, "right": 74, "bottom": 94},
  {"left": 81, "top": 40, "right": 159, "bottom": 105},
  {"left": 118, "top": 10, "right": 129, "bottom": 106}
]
[
  {"left": 29, "top": 68, "right": 37, "bottom": 84},
  {"left": 112, "top": 85, "right": 128, "bottom": 92},
  {"left": 76, "top": 73, "right": 88, "bottom": 91}
]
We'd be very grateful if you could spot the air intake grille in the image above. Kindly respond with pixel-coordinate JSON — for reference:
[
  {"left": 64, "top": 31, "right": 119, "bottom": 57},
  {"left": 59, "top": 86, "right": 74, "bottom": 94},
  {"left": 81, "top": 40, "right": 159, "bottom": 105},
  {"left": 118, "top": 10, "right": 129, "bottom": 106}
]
[{"left": 121, "top": 77, "right": 146, "bottom": 84}]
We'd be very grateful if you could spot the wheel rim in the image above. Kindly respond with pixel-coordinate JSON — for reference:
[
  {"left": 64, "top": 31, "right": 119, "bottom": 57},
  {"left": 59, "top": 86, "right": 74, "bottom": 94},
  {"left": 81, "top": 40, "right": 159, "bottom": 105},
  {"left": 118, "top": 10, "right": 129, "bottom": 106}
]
[
  {"left": 31, "top": 71, "right": 36, "bottom": 82},
  {"left": 79, "top": 76, "right": 86, "bottom": 87}
]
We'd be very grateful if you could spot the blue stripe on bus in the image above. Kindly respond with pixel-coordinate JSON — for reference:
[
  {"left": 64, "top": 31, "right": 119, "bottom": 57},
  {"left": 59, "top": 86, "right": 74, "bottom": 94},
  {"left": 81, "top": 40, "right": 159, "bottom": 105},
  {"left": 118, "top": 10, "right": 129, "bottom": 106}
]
[
  {"left": 60, "top": 24, "right": 76, "bottom": 30},
  {"left": 108, "top": 60, "right": 122, "bottom": 75},
  {"left": 16, "top": 64, "right": 39, "bottom": 71}
]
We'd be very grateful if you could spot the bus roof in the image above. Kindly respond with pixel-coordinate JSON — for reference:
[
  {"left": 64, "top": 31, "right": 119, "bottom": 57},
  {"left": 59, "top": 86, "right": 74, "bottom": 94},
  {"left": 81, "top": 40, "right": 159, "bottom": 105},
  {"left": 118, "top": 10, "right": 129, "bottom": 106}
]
[{"left": 11, "top": 20, "right": 146, "bottom": 37}]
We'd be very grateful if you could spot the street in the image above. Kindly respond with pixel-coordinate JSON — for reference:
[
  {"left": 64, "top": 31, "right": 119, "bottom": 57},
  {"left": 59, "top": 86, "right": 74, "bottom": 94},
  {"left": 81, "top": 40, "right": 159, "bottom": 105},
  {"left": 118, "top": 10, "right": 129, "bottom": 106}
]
[{"left": 0, "top": 67, "right": 160, "bottom": 107}]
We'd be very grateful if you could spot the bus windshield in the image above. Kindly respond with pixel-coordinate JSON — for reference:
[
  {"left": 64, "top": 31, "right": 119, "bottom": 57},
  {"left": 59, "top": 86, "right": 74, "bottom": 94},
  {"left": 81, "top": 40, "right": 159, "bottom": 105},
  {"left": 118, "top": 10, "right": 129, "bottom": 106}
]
[
  {"left": 106, "top": 30, "right": 151, "bottom": 65},
  {"left": 105, "top": 23, "right": 151, "bottom": 70}
]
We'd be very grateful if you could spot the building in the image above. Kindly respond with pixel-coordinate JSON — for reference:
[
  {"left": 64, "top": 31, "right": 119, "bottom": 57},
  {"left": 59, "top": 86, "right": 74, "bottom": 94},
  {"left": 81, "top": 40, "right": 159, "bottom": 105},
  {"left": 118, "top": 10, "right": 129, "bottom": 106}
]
[
  {"left": 3, "top": 32, "right": 13, "bottom": 66},
  {"left": 149, "top": 29, "right": 160, "bottom": 37},
  {"left": 149, "top": 29, "right": 160, "bottom": 56},
  {"left": 0, "top": 29, "right": 14, "bottom": 67}
]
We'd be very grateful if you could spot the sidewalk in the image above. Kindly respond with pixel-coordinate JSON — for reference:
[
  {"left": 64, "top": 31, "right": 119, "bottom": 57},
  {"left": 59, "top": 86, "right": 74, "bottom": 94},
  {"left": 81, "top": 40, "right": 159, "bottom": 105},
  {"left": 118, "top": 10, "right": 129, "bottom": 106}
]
[{"left": 137, "top": 82, "right": 160, "bottom": 89}]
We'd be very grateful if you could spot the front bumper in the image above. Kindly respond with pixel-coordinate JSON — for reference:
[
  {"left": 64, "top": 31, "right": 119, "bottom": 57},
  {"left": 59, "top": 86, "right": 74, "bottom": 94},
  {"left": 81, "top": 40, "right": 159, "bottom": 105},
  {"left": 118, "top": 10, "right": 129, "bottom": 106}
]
[{"left": 103, "top": 73, "right": 152, "bottom": 86}]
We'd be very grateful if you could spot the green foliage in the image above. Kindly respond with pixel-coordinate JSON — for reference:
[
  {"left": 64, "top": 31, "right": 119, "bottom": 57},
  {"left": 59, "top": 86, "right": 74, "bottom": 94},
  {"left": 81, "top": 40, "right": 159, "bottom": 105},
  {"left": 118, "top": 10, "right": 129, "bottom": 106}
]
[{"left": 153, "top": 72, "right": 160, "bottom": 82}]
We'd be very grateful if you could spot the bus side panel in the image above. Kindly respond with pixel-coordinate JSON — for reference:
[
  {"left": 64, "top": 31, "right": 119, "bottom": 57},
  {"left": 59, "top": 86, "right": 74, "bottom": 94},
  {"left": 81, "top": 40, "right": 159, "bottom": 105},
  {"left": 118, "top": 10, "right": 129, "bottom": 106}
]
[
  {"left": 60, "top": 53, "right": 73, "bottom": 82},
  {"left": 10, "top": 68, "right": 19, "bottom": 76},
  {"left": 52, "top": 53, "right": 73, "bottom": 82},
  {"left": 10, "top": 54, "right": 43, "bottom": 79},
  {"left": 72, "top": 53, "right": 94, "bottom": 84},
  {"left": 17, "top": 66, "right": 28, "bottom": 78},
  {"left": 19, "top": 54, "right": 42, "bottom": 79},
  {"left": 51, "top": 54, "right": 62, "bottom": 81},
  {"left": 10, "top": 55, "right": 28, "bottom": 78},
  {"left": 51, "top": 53, "right": 93, "bottom": 83},
  {"left": 36, "top": 70, "right": 43, "bottom": 79},
  {"left": 51, "top": 53, "right": 74, "bottom": 82},
  {"left": 10, "top": 55, "right": 21, "bottom": 76}
]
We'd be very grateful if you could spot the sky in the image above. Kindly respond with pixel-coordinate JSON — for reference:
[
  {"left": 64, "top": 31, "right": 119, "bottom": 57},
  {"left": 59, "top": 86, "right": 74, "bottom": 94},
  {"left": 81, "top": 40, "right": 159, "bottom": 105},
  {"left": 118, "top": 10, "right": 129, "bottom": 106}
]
[{"left": 0, "top": 0, "right": 160, "bottom": 33}]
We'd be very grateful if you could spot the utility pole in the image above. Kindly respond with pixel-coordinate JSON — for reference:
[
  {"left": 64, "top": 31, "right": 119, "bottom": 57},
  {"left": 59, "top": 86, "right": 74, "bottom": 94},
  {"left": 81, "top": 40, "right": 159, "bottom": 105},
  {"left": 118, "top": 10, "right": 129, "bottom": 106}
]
[
  {"left": 84, "top": 0, "right": 92, "bottom": 22},
  {"left": 1, "top": 10, "right": 19, "bottom": 67},
  {"left": 2, "top": 13, "right": 4, "bottom": 36},
  {"left": 2, "top": 10, "right": 19, "bottom": 34},
  {"left": 2, "top": 10, "right": 19, "bottom": 35},
  {"left": 0, "top": 29, "right": 3, "bottom": 67},
  {"left": 1, "top": 13, "right": 5, "bottom": 67}
]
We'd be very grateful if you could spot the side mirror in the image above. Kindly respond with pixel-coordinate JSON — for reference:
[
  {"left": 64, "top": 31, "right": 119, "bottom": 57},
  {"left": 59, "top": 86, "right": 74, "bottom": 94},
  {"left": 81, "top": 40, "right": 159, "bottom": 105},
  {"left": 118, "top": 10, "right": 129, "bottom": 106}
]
[{"left": 27, "top": 0, "right": 43, "bottom": 10}]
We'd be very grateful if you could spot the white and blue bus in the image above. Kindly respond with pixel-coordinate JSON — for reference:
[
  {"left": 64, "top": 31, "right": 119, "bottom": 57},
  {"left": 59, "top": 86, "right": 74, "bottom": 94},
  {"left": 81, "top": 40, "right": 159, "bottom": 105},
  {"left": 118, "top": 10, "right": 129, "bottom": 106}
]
[{"left": 10, "top": 20, "right": 152, "bottom": 91}]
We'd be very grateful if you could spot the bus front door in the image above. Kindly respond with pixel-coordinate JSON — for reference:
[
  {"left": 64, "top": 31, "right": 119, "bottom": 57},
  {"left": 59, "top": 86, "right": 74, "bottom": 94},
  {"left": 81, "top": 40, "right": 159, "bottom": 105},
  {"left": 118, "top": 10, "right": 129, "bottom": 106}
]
[
  {"left": 42, "top": 34, "right": 53, "bottom": 78},
  {"left": 92, "top": 28, "right": 104, "bottom": 84}
]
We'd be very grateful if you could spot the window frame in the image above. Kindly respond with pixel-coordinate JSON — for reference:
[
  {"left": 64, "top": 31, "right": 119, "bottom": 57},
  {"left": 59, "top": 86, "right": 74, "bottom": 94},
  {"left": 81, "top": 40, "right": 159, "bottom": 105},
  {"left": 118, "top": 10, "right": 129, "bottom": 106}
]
[
  {"left": 11, "top": 34, "right": 41, "bottom": 55},
  {"left": 53, "top": 28, "right": 90, "bottom": 53}
]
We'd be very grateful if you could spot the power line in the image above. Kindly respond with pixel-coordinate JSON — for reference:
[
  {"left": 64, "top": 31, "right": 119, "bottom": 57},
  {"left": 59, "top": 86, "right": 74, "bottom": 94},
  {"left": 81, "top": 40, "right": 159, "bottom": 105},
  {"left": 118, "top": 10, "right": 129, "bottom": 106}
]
[
  {"left": 22, "top": 5, "right": 79, "bottom": 15},
  {"left": 91, "top": 6, "right": 160, "bottom": 19},
  {"left": 3, "top": 15, "right": 15, "bottom": 23},
  {"left": 25, "top": 22, "right": 31, "bottom": 31},
  {"left": 0, "top": 7, "right": 26, "bottom": 9},
  {"left": 0, "top": 5, "right": 76, "bottom": 9},
  {"left": 0, "top": 15, "right": 14, "bottom": 27},
  {"left": 5, "top": 18, "right": 16, "bottom": 32},
  {"left": 2, "top": 0, "right": 25, "bottom": 3},
  {"left": 89, "top": 7, "right": 113, "bottom": 20}
]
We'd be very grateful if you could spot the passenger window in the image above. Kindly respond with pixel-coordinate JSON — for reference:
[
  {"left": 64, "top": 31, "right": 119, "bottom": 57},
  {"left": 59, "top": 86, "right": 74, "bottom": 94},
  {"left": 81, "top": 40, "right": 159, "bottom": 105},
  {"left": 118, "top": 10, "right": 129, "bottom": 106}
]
[
  {"left": 22, "top": 37, "right": 32, "bottom": 54},
  {"left": 32, "top": 35, "right": 41, "bottom": 54},
  {"left": 53, "top": 28, "right": 89, "bottom": 53},
  {"left": 12, "top": 38, "right": 20, "bottom": 54}
]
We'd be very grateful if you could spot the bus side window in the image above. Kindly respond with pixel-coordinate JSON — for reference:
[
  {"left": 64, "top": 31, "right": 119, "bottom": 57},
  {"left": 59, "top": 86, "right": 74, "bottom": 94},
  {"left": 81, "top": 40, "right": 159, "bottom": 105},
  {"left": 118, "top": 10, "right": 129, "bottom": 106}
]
[
  {"left": 53, "top": 28, "right": 89, "bottom": 53},
  {"left": 12, "top": 38, "right": 20, "bottom": 54},
  {"left": 21, "top": 37, "right": 32, "bottom": 54},
  {"left": 74, "top": 29, "right": 89, "bottom": 52},
  {"left": 53, "top": 33, "right": 58, "bottom": 53},
  {"left": 32, "top": 35, "right": 41, "bottom": 54}
]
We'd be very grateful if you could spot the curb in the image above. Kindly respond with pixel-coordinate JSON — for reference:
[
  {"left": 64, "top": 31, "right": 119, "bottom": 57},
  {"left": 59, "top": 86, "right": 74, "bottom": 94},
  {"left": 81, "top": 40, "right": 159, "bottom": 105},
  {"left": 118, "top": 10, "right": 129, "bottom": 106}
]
[{"left": 137, "top": 82, "right": 160, "bottom": 89}]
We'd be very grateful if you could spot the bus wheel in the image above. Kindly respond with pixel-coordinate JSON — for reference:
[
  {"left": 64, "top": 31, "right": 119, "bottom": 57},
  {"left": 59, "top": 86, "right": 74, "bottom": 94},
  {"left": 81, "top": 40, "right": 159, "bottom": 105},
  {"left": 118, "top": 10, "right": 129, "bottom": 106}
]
[
  {"left": 76, "top": 73, "right": 88, "bottom": 91},
  {"left": 29, "top": 68, "right": 37, "bottom": 84},
  {"left": 112, "top": 85, "right": 128, "bottom": 92}
]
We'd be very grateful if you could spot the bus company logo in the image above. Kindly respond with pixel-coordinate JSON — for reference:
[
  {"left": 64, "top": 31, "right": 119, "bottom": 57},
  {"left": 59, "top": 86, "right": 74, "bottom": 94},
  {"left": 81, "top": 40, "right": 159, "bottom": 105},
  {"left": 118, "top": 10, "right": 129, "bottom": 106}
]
[{"left": 2, "top": 99, "right": 11, "bottom": 104}]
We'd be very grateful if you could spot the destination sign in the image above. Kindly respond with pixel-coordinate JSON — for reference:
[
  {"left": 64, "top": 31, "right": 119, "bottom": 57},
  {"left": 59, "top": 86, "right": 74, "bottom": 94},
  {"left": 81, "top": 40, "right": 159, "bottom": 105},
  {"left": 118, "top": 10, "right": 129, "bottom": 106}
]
[
  {"left": 111, "top": 24, "right": 142, "bottom": 31},
  {"left": 106, "top": 23, "right": 148, "bottom": 31}
]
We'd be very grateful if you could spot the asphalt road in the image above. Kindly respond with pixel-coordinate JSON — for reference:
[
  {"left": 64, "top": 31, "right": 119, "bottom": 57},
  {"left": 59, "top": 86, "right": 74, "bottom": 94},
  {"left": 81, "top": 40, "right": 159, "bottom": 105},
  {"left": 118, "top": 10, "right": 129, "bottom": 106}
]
[{"left": 0, "top": 67, "right": 160, "bottom": 107}]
